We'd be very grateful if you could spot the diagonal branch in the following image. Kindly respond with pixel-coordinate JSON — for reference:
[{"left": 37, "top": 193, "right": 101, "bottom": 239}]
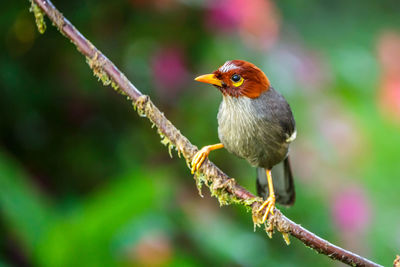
[{"left": 28, "top": 0, "right": 382, "bottom": 266}]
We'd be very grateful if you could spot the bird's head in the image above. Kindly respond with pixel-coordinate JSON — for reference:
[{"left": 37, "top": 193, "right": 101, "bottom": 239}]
[{"left": 195, "top": 60, "right": 270, "bottom": 98}]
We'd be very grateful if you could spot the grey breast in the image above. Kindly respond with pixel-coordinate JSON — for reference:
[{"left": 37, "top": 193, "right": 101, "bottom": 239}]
[{"left": 217, "top": 88, "right": 295, "bottom": 169}]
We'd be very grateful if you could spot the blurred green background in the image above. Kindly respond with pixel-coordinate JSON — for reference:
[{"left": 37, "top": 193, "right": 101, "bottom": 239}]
[{"left": 1, "top": 0, "right": 400, "bottom": 266}]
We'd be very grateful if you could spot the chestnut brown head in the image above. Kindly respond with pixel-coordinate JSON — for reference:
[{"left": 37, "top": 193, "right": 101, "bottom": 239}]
[{"left": 195, "top": 60, "right": 270, "bottom": 98}]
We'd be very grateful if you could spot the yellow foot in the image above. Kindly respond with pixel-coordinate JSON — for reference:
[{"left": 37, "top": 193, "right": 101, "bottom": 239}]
[
  {"left": 257, "top": 195, "right": 276, "bottom": 223},
  {"left": 191, "top": 146, "right": 212, "bottom": 174}
]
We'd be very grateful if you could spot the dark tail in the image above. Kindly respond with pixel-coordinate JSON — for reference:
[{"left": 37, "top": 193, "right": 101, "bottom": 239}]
[{"left": 256, "top": 157, "right": 295, "bottom": 206}]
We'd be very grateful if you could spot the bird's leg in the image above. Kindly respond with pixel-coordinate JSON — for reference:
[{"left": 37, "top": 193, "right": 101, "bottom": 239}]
[
  {"left": 257, "top": 169, "right": 276, "bottom": 223},
  {"left": 191, "top": 143, "right": 224, "bottom": 174}
]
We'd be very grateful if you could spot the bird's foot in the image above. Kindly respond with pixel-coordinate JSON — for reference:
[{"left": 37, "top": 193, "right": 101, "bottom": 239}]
[
  {"left": 257, "top": 195, "right": 276, "bottom": 223},
  {"left": 191, "top": 146, "right": 212, "bottom": 174}
]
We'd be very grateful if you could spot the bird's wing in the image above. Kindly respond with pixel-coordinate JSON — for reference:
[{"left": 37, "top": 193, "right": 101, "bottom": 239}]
[{"left": 259, "top": 87, "right": 296, "bottom": 143}]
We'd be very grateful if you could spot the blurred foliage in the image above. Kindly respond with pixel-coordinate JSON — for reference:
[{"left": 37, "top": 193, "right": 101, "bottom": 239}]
[{"left": 1, "top": 0, "right": 400, "bottom": 266}]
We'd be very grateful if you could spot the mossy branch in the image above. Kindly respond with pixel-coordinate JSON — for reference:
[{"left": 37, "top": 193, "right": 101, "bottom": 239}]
[{"left": 29, "top": 0, "right": 383, "bottom": 266}]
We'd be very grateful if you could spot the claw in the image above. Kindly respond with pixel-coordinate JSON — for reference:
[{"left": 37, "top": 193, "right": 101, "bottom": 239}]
[
  {"left": 191, "top": 143, "right": 224, "bottom": 174},
  {"left": 255, "top": 169, "right": 276, "bottom": 224},
  {"left": 191, "top": 146, "right": 211, "bottom": 174},
  {"left": 257, "top": 195, "right": 276, "bottom": 224}
]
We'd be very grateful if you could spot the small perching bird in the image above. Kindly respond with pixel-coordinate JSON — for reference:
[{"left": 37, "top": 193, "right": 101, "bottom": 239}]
[{"left": 191, "top": 60, "right": 296, "bottom": 223}]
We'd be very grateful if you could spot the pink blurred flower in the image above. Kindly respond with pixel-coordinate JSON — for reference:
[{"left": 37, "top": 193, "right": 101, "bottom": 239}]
[
  {"left": 238, "top": 0, "right": 280, "bottom": 49},
  {"left": 205, "top": 0, "right": 280, "bottom": 50},
  {"left": 151, "top": 46, "right": 188, "bottom": 97},
  {"left": 377, "top": 31, "right": 400, "bottom": 121},
  {"left": 332, "top": 187, "right": 371, "bottom": 232},
  {"left": 377, "top": 31, "right": 400, "bottom": 76},
  {"left": 205, "top": 0, "right": 241, "bottom": 32},
  {"left": 379, "top": 78, "right": 400, "bottom": 119}
]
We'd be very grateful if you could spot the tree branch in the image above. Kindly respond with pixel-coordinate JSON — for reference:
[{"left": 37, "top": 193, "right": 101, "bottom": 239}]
[{"left": 28, "top": 0, "right": 383, "bottom": 266}]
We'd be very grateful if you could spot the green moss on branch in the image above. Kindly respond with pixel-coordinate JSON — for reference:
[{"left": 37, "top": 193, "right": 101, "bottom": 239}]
[{"left": 29, "top": 1, "right": 46, "bottom": 34}]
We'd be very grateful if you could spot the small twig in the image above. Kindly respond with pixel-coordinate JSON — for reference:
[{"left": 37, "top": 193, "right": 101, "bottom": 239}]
[{"left": 28, "top": 0, "right": 383, "bottom": 266}]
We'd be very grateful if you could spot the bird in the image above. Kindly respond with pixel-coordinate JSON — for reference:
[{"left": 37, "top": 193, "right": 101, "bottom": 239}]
[{"left": 191, "top": 60, "right": 296, "bottom": 223}]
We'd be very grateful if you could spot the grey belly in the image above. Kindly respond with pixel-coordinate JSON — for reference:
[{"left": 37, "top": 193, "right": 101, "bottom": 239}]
[
  {"left": 218, "top": 107, "right": 289, "bottom": 169},
  {"left": 219, "top": 128, "right": 288, "bottom": 169},
  {"left": 217, "top": 91, "right": 294, "bottom": 170}
]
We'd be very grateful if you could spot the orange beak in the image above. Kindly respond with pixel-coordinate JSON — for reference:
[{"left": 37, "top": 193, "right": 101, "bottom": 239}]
[{"left": 195, "top": 74, "right": 223, "bottom": 87}]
